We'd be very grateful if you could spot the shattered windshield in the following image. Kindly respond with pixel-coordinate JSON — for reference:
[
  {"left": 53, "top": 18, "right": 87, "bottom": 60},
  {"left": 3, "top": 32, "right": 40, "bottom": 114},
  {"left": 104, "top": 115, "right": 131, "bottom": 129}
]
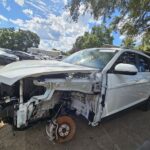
[{"left": 63, "top": 48, "right": 116, "bottom": 70}]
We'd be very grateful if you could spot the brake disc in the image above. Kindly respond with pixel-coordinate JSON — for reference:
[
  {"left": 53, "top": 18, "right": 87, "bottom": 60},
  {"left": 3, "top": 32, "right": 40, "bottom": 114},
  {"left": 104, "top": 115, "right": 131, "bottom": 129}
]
[{"left": 46, "top": 116, "right": 76, "bottom": 143}]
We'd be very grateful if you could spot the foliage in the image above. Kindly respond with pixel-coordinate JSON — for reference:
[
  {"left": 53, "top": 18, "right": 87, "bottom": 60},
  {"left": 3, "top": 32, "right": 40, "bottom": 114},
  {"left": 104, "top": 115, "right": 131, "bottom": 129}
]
[
  {"left": 138, "top": 31, "right": 150, "bottom": 51},
  {"left": 65, "top": 49, "right": 74, "bottom": 55},
  {"left": 121, "top": 37, "right": 135, "bottom": 49},
  {"left": 72, "top": 25, "right": 113, "bottom": 52},
  {"left": 69, "top": 0, "right": 150, "bottom": 36},
  {"left": 0, "top": 28, "right": 40, "bottom": 51}
]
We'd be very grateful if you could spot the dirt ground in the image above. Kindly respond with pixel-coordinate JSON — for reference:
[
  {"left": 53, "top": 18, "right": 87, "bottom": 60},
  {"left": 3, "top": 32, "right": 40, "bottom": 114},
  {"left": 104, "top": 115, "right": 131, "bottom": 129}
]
[{"left": 0, "top": 109, "right": 150, "bottom": 150}]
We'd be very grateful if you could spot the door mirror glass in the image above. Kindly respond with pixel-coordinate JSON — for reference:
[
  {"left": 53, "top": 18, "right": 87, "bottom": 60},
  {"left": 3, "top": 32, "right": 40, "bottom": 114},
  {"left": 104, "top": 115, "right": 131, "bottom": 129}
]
[{"left": 114, "top": 63, "right": 138, "bottom": 75}]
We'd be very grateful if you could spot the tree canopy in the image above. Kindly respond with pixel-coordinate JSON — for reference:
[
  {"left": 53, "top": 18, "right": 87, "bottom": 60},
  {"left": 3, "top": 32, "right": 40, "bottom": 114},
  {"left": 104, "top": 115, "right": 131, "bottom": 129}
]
[
  {"left": 121, "top": 37, "right": 135, "bottom": 49},
  {"left": 138, "top": 32, "right": 150, "bottom": 51},
  {"left": 0, "top": 28, "right": 40, "bottom": 51},
  {"left": 69, "top": 0, "right": 150, "bottom": 49},
  {"left": 72, "top": 25, "right": 113, "bottom": 52}
]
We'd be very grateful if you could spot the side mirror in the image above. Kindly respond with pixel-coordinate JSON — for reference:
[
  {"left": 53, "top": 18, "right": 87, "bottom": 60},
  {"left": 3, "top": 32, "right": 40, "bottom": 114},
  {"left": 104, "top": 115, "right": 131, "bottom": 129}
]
[{"left": 114, "top": 63, "right": 138, "bottom": 75}]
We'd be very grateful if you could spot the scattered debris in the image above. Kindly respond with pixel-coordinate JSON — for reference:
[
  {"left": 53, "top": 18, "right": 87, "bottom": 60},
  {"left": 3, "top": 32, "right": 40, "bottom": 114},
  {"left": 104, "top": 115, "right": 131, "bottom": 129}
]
[{"left": 0, "top": 121, "right": 5, "bottom": 129}]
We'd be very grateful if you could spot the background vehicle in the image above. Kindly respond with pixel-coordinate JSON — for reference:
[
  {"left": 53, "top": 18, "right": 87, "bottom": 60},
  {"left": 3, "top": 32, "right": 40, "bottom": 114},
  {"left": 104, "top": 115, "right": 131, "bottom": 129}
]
[
  {"left": 0, "top": 48, "right": 19, "bottom": 66},
  {"left": 8, "top": 51, "right": 35, "bottom": 60},
  {"left": 1, "top": 48, "right": 35, "bottom": 60},
  {"left": 0, "top": 48, "right": 150, "bottom": 143}
]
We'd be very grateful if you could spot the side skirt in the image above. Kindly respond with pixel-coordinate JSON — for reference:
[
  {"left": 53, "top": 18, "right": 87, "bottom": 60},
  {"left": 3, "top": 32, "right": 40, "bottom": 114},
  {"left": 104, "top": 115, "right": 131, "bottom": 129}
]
[{"left": 101, "top": 99, "right": 148, "bottom": 122}]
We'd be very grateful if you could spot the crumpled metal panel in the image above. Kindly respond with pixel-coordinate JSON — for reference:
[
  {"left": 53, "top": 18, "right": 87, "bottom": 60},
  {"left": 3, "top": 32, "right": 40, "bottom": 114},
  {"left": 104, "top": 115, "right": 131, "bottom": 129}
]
[{"left": 0, "top": 60, "right": 97, "bottom": 85}]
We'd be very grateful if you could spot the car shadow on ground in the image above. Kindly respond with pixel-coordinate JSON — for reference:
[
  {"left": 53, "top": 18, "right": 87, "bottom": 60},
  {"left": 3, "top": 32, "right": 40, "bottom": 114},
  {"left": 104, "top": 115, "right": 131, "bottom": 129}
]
[{"left": 0, "top": 109, "right": 150, "bottom": 150}]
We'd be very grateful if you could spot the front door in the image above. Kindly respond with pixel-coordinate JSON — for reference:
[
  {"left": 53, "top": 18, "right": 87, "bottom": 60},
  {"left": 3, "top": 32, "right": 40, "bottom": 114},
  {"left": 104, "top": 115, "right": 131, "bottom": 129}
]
[{"left": 104, "top": 52, "right": 150, "bottom": 116}]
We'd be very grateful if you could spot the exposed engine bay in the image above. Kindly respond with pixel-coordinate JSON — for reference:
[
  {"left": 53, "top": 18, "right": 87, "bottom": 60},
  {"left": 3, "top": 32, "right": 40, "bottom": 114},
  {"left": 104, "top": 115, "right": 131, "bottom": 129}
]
[{"left": 0, "top": 71, "right": 103, "bottom": 143}]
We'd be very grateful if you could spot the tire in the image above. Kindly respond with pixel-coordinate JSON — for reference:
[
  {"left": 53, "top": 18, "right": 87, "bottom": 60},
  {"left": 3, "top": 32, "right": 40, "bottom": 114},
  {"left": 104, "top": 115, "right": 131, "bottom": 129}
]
[
  {"left": 141, "top": 97, "right": 150, "bottom": 111},
  {"left": 56, "top": 116, "right": 76, "bottom": 143}
]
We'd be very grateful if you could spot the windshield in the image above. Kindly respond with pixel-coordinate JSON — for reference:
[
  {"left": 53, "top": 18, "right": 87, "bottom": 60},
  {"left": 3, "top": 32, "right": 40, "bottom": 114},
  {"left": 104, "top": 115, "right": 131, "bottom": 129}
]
[{"left": 63, "top": 48, "right": 116, "bottom": 70}]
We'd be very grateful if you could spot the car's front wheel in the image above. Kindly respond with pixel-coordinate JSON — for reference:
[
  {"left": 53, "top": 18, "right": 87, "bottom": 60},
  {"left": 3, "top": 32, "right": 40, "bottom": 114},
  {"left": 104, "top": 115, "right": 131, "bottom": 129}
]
[{"left": 46, "top": 116, "right": 76, "bottom": 143}]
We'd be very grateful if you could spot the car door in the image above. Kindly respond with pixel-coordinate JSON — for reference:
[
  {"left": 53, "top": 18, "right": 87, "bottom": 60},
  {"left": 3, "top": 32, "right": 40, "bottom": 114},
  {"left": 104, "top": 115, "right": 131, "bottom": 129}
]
[
  {"left": 105, "top": 51, "right": 150, "bottom": 116},
  {"left": 136, "top": 54, "right": 150, "bottom": 100}
]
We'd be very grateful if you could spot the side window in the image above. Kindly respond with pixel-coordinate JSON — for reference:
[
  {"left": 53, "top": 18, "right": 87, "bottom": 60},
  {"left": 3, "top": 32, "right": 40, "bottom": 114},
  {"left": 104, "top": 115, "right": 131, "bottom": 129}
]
[
  {"left": 137, "top": 55, "right": 150, "bottom": 72},
  {"left": 110, "top": 52, "right": 137, "bottom": 72},
  {"left": 116, "top": 52, "right": 137, "bottom": 66}
]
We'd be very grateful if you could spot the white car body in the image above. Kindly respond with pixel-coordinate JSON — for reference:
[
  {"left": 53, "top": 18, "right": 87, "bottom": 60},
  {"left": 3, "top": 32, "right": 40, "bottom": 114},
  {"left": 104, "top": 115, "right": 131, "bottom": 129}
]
[{"left": 0, "top": 48, "right": 150, "bottom": 139}]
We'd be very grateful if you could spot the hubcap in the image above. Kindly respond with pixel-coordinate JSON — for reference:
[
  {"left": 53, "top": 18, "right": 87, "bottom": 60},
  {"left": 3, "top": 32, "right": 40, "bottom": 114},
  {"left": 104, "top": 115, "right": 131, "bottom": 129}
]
[{"left": 58, "top": 124, "right": 70, "bottom": 137}]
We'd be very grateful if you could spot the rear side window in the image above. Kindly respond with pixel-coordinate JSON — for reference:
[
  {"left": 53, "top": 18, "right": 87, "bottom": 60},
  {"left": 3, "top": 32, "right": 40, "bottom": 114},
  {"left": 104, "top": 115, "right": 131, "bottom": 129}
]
[{"left": 137, "top": 55, "right": 150, "bottom": 72}]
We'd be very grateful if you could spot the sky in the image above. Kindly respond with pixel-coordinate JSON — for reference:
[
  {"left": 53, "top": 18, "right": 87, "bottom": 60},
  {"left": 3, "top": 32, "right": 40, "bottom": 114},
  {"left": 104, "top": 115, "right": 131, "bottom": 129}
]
[{"left": 0, "top": 0, "right": 122, "bottom": 51}]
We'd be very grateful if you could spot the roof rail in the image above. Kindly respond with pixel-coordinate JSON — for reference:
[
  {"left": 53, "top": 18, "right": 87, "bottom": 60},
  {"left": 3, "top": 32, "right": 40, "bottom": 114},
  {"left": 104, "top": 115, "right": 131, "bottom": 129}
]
[{"left": 102, "top": 44, "right": 122, "bottom": 48}]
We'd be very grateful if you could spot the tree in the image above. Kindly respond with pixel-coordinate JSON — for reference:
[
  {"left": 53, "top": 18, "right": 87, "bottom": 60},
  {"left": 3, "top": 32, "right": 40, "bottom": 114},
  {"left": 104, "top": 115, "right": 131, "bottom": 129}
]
[
  {"left": 0, "top": 28, "right": 40, "bottom": 51},
  {"left": 69, "top": 0, "right": 150, "bottom": 37},
  {"left": 138, "top": 32, "right": 150, "bottom": 51},
  {"left": 72, "top": 25, "right": 113, "bottom": 52},
  {"left": 121, "top": 37, "right": 135, "bottom": 49}
]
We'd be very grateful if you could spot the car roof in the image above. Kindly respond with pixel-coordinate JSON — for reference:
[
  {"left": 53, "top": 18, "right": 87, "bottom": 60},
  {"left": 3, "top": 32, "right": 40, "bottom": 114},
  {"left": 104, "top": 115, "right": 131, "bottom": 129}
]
[{"left": 85, "top": 47, "right": 150, "bottom": 58}]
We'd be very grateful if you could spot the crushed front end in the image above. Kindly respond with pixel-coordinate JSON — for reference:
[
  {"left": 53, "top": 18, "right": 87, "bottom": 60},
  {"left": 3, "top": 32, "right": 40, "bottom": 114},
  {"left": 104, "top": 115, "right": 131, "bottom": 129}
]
[{"left": 0, "top": 60, "right": 103, "bottom": 143}]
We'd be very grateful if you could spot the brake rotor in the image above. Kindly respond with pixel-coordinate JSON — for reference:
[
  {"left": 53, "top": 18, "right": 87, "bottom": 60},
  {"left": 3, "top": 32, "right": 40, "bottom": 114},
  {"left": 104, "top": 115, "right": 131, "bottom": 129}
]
[
  {"left": 46, "top": 116, "right": 76, "bottom": 143},
  {"left": 56, "top": 116, "right": 76, "bottom": 143}
]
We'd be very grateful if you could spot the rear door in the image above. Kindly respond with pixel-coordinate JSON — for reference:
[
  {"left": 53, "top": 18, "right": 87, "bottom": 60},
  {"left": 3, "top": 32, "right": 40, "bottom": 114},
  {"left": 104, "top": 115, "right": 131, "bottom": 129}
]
[{"left": 136, "top": 54, "right": 150, "bottom": 99}]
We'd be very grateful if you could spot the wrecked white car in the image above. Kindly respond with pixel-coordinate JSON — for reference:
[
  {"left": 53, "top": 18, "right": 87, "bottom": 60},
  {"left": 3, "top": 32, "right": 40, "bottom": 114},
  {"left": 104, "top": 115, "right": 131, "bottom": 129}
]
[{"left": 0, "top": 48, "right": 150, "bottom": 143}]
